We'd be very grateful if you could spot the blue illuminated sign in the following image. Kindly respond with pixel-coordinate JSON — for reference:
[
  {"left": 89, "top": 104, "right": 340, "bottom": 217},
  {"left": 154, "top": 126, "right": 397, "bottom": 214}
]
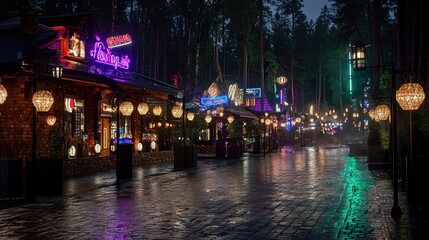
[
  {"left": 241, "top": 88, "right": 261, "bottom": 98},
  {"left": 200, "top": 95, "right": 229, "bottom": 107}
]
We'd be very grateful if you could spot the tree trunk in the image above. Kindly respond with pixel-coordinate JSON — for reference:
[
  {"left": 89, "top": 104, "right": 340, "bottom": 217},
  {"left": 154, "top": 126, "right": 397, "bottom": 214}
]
[{"left": 215, "top": 29, "right": 223, "bottom": 82}]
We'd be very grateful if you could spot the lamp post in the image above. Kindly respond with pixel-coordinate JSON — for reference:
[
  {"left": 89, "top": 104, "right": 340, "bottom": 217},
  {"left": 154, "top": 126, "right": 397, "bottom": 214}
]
[
  {"left": 351, "top": 43, "right": 402, "bottom": 216},
  {"left": 31, "top": 65, "right": 62, "bottom": 200}
]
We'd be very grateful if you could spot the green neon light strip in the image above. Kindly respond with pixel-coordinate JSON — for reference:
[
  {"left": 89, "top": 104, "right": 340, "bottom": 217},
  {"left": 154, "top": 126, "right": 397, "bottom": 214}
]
[{"left": 348, "top": 48, "right": 352, "bottom": 95}]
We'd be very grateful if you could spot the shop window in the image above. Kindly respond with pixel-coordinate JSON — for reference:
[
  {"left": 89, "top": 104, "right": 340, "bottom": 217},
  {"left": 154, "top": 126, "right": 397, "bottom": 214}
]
[
  {"left": 64, "top": 97, "right": 85, "bottom": 138},
  {"left": 111, "top": 116, "right": 132, "bottom": 144},
  {"left": 68, "top": 32, "right": 85, "bottom": 58}
]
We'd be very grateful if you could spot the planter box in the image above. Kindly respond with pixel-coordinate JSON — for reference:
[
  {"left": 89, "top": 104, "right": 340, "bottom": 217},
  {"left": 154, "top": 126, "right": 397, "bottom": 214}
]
[
  {"left": 36, "top": 158, "right": 63, "bottom": 196},
  {"left": 174, "top": 145, "right": 197, "bottom": 168}
]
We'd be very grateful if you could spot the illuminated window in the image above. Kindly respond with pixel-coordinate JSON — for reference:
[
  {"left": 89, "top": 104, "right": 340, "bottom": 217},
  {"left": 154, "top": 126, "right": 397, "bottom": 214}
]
[
  {"left": 64, "top": 97, "right": 85, "bottom": 138},
  {"left": 68, "top": 32, "right": 85, "bottom": 58}
]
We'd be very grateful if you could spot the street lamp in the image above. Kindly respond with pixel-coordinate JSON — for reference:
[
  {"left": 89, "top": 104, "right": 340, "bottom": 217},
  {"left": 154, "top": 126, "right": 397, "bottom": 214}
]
[{"left": 351, "top": 42, "right": 402, "bottom": 216}]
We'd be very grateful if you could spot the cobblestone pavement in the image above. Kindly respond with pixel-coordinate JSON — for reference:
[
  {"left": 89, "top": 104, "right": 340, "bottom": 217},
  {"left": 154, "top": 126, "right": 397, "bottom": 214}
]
[{"left": 0, "top": 145, "right": 428, "bottom": 239}]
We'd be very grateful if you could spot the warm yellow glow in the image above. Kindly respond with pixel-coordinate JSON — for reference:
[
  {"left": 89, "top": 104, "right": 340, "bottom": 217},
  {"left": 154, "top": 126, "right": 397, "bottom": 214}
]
[
  {"left": 375, "top": 104, "right": 390, "bottom": 121},
  {"left": 171, "top": 105, "right": 183, "bottom": 118},
  {"left": 0, "top": 81, "right": 7, "bottom": 104},
  {"left": 152, "top": 105, "right": 162, "bottom": 116},
  {"left": 205, "top": 115, "right": 212, "bottom": 123},
  {"left": 295, "top": 117, "right": 301, "bottom": 123},
  {"left": 137, "top": 102, "right": 149, "bottom": 115},
  {"left": 187, "top": 112, "right": 195, "bottom": 121},
  {"left": 46, "top": 116, "right": 56, "bottom": 126},
  {"left": 276, "top": 76, "right": 288, "bottom": 85},
  {"left": 119, "top": 101, "right": 134, "bottom": 116},
  {"left": 227, "top": 116, "right": 234, "bottom": 123},
  {"left": 32, "top": 90, "right": 54, "bottom": 112},
  {"left": 396, "top": 83, "right": 426, "bottom": 110}
]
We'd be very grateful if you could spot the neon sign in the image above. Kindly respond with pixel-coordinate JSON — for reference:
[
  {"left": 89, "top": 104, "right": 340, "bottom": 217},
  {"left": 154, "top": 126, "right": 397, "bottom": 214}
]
[
  {"left": 241, "top": 88, "right": 261, "bottom": 98},
  {"left": 90, "top": 41, "right": 130, "bottom": 69},
  {"left": 200, "top": 95, "right": 228, "bottom": 107},
  {"left": 106, "top": 34, "right": 132, "bottom": 48}
]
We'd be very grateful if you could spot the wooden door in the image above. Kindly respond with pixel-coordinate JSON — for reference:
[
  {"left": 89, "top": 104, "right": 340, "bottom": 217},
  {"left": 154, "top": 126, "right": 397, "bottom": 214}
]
[{"left": 100, "top": 117, "right": 111, "bottom": 156}]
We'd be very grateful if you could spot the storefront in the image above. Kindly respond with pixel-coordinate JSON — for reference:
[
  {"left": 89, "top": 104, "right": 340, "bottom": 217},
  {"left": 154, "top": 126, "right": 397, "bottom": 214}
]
[{"left": 0, "top": 11, "right": 182, "bottom": 182}]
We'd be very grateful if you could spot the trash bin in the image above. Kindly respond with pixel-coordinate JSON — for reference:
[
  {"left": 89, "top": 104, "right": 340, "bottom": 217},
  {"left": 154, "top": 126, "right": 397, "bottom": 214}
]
[
  {"left": 216, "top": 139, "right": 226, "bottom": 158},
  {"left": 174, "top": 145, "right": 197, "bottom": 168},
  {"left": 36, "top": 158, "right": 63, "bottom": 196},
  {"left": 227, "top": 139, "right": 240, "bottom": 159},
  {"left": 117, "top": 143, "right": 133, "bottom": 179},
  {"left": 0, "top": 158, "right": 23, "bottom": 198}
]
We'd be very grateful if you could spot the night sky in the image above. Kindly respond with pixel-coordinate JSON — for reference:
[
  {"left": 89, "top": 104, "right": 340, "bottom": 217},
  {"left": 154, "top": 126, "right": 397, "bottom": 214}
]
[{"left": 302, "top": 0, "right": 330, "bottom": 22}]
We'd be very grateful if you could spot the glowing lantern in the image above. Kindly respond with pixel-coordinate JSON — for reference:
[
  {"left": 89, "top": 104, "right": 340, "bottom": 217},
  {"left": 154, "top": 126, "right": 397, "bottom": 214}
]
[
  {"left": 265, "top": 118, "right": 272, "bottom": 125},
  {"left": 46, "top": 116, "right": 56, "bottom": 126},
  {"left": 119, "top": 101, "right": 134, "bottom": 116},
  {"left": 153, "top": 105, "right": 162, "bottom": 116},
  {"left": 295, "top": 117, "right": 301, "bottom": 123},
  {"left": 137, "top": 142, "right": 143, "bottom": 152},
  {"left": 276, "top": 76, "right": 287, "bottom": 85},
  {"left": 375, "top": 104, "right": 390, "bottom": 121},
  {"left": 280, "top": 122, "right": 286, "bottom": 128},
  {"left": 94, "top": 143, "right": 101, "bottom": 154},
  {"left": 205, "top": 115, "right": 212, "bottom": 123},
  {"left": 187, "top": 112, "right": 195, "bottom": 121},
  {"left": 351, "top": 41, "right": 366, "bottom": 69},
  {"left": 227, "top": 116, "right": 234, "bottom": 123},
  {"left": 32, "top": 90, "right": 54, "bottom": 112},
  {"left": 137, "top": 102, "right": 149, "bottom": 115},
  {"left": 396, "top": 83, "right": 425, "bottom": 110},
  {"left": 171, "top": 105, "right": 183, "bottom": 118},
  {"left": 0, "top": 79, "right": 7, "bottom": 104}
]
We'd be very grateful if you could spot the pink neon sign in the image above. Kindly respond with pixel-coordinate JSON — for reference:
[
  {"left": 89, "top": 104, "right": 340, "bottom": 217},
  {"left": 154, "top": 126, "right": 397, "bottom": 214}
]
[
  {"left": 90, "top": 41, "right": 130, "bottom": 70},
  {"left": 106, "top": 34, "right": 132, "bottom": 48}
]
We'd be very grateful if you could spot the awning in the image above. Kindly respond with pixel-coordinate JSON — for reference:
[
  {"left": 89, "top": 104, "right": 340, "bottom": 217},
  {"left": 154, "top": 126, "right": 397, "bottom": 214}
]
[
  {"left": 62, "top": 60, "right": 183, "bottom": 100},
  {"left": 224, "top": 106, "right": 257, "bottom": 119}
]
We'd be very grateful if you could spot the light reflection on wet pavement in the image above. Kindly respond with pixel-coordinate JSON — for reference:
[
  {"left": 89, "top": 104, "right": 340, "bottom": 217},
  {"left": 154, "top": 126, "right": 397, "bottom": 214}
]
[{"left": 0, "top": 145, "right": 426, "bottom": 239}]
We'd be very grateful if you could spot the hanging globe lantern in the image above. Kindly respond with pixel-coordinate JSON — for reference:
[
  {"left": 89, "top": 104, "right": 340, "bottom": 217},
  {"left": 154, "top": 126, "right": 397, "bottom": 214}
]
[
  {"left": 119, "top": 101, "right": 134, "bottom": 116},
  {"left": 375, "top": 104, "right": 390, "bottom": 121},
  {"left": 205, "top": 115, "right": 212, "bottom": 123},
  {"left": 227, "top": 116, "right": 234, "bottom": 124},
  {"left": 171, "top": 105, "right": 183, "bottom": 118},
  {"left": 186, "top": 112, "right": 195, "bottom": 121},
  {"left": 295, "top": 117, "right": 302, "bottom": 123},
  {"left": 280, "top": 122, "right": 286, "bottom": 128},
  {"left": 137, "top": 102, "right": 149, "bottom": 115},
  {"left": 276, "top": 76, "right": 288, "bottom": 85},
  {"left": 0, "top": 79, "right": 7, "bottom": 104},
  {"left": 32, "top": 90, "right": 54, "bottom": 112},
  {"left": 396, "top": 83, "right": 426, "bottom": 110},
  {"left": 153, "top": 105, "right": 162, "bottom": 116},
  {"left": 265, "top": 118, "right": 272, "bottom": 125},
  {"left": 46, "top": 116, "right": 56, "bottom": 126}
]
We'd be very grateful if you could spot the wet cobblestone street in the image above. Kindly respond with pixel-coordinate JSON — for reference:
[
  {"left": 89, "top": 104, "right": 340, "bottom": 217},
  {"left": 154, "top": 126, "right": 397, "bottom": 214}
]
[{"left": 0, "top": 145, "right": 427, "bottom": 239}]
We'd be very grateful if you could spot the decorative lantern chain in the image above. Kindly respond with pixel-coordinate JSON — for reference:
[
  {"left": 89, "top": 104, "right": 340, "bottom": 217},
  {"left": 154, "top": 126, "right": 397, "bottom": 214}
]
[
  {"left": 137, "top": 102, "right": 149, "bottom": 115},
  {"left": 32, "top": 90, "right": 54, "bottom": 112},
  {"left": 396, "top": 82, "right": 425, "bottom": 110},
  {"left": 119, "top": 101, "right": 134, "bottom": 116}
]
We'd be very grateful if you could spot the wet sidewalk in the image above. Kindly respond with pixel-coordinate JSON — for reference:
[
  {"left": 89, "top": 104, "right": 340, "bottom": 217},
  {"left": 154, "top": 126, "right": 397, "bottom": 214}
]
[{"left": 0, "top": 146, "right": 428, "bottom": 239}]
